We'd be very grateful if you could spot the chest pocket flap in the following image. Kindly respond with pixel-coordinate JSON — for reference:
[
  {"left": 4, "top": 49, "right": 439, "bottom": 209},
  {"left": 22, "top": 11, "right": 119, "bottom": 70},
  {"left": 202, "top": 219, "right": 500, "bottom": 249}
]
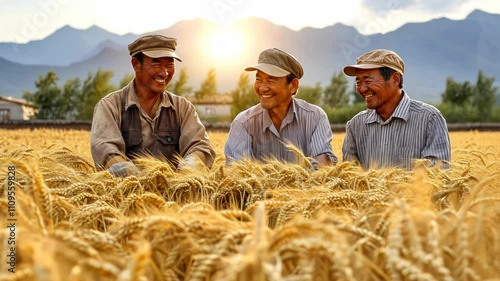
[{"left": 157, "top": 130, "right": 180, "bottom": 145}]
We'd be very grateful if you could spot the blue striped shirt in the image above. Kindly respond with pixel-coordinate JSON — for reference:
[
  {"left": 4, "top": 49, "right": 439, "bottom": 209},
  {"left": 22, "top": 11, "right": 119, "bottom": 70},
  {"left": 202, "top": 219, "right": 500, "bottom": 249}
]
[
  {"left": 224, "top": 98, "right": 338, "bottom": 165},
  {"left": 342, "top": 92, "right": 451, "bottom": 170}
]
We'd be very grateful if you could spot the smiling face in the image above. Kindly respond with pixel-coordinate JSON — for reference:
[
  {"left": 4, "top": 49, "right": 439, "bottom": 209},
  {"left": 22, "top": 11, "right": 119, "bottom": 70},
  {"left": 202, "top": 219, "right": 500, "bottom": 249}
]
[
  {"left": 132, "top": 55, "right": 175, "bottom": 96},
  {"left": 254, "top": 70, "right": 298, "bottom": 114},
  {"left": 355, "top": 68, "right": 402, "bottom": 120}
]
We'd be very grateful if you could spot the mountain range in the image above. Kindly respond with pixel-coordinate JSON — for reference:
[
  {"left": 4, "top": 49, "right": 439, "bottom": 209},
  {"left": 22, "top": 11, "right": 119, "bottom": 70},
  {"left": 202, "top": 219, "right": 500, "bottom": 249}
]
[{"left": 1, "top": 9, "right": 499, "bottom": 104}]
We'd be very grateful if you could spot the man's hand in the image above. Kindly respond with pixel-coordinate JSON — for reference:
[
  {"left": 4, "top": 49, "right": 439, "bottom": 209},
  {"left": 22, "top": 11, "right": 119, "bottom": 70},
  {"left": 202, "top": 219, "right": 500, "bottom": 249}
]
[
  {"left": 178, "top": 154, "right": 201, "bottom": 171},
  {"left": 107, "top": 161, "right": 139, "bottom": 177}
]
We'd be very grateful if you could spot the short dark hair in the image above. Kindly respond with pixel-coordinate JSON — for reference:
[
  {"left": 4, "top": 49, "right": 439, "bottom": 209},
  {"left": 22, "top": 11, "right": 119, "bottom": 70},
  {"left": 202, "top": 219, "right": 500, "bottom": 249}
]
[
  {"left": 133, "top": 52, "right": 145, "bottom": 63},
  {"left": 379, "top": 67, "right": 403, "bottom": 89},
  {"left": 286, "top": 73, "right": 297, "bottom": 84}
]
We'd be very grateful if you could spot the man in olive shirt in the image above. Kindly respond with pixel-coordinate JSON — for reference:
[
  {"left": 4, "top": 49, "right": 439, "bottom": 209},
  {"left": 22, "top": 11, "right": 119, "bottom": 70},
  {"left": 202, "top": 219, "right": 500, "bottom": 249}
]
[{"left": 91, "top": 35, "right": 215, "bottom": 176}]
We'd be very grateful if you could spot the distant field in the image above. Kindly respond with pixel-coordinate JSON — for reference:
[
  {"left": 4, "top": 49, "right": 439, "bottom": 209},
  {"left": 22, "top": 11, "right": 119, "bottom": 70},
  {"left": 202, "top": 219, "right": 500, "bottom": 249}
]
[
  {"left": 0, "top": 129, "right": 499, "bottom": 280},
  {"left": 1, "top": 129, "right": 499, "bottom": 161}
]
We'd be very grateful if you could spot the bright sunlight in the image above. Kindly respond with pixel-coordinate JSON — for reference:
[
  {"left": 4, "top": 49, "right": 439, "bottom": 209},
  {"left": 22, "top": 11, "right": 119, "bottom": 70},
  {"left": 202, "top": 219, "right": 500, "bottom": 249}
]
[{"left": 209, "top": 27, "right": 246, "bottom": 61}]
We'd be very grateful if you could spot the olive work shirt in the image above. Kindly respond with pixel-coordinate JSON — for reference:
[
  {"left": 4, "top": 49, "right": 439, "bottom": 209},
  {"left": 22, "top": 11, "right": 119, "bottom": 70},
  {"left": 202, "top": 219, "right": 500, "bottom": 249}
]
[{"left": 90, "top": 80, "right": 216, "bottom": 169}]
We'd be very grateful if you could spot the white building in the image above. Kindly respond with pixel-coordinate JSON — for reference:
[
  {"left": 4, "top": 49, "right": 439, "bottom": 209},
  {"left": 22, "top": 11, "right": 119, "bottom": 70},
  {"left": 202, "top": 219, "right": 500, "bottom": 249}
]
[
  {"left": 0, "top": 96, "right": 36, "bottom": 120},
  {"left": 195, "top": 103, "right": 232, "bottom": 118},
  {"left": 186, "top": 94, "right": 233, "bottom": 121}
]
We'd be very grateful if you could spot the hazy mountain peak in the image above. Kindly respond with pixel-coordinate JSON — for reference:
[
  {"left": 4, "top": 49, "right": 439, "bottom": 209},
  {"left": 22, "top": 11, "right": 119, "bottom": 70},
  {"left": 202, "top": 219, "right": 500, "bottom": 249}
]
[
  {"left": 46, "top": 24, "right": 112, "bottom": 41},
  {"left": 166, "top": 18, "right": 216, "bottom": 29},
  {"left": 466, "top": 9, "right": 500, "bottom": 25},
  {"left": 85, "top": 25, "right": 108, "bottom": 32},
  {"left": 0, "top": 11, "right": 499, "bottom": 104},
  {"left": 234, "top": 16, "right": 278, "bottom": 25},
  {"left": 467, "top": 9, "right": 493, "bottom": 19}
]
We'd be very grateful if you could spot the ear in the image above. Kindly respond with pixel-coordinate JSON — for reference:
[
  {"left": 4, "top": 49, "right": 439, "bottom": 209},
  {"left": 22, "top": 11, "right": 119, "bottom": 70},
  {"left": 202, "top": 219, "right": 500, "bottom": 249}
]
[
  {"left": 290, "top": 78, "right": 299, "bottom": 94},
  {"left": 131, "top": 57, "right": 140, "bottom": 72},
  {"left": 392, "top": 72, "right": 401, "bottom": 86}
]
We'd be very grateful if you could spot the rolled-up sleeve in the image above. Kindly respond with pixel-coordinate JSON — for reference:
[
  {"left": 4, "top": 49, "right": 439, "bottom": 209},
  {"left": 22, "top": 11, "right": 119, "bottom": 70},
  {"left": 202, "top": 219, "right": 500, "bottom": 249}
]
[
  {"left": 176, "top": 98, "right": 216, "bottom": 169},
  {"left": 90, "top": 95, "right": 127, "bottom": 169}
]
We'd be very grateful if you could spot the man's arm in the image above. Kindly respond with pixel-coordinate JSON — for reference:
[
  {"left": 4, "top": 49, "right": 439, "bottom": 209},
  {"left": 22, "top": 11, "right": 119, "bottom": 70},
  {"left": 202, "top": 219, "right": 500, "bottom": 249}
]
[
  {"left": 90, "top": 97, "right": 129, "bottom": 169},
  {"left": 313, "top": 153, "right": 335, "bottom": 167},
  {"left": 342, "top": 120, "right": 360, "bottom": 163},
  {"left": 224, "top": 120, "right": 253, "bottom": 165},
  {"left": 176, "top": 98, "right": 216, "bottom": 169},
  {"left": 310, "top": 111, "right": 338, "bottom": 166},
  {"left": 422, "top": 113, "right": 451, "bottom": 166}
]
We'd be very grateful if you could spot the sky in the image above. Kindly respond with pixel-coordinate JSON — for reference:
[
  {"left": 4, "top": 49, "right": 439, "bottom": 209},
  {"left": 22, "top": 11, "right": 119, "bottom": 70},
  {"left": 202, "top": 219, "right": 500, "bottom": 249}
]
[{"left": 1, "top": 0, "right": 500, "bottom": 43}]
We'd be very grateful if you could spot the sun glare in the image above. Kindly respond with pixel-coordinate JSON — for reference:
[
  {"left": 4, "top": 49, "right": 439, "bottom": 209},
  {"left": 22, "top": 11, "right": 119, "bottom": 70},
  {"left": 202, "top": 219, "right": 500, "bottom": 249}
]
[{"left": 209, "top": 27, "right": 245, "bottom": 61}]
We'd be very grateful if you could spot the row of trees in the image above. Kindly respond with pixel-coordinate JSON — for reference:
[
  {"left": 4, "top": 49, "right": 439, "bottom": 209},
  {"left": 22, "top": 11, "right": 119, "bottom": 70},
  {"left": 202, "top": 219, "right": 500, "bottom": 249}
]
[
  {"left": 23, "top": 68, "right": 498, "bottom": 123},
  {"left": 231, "top": 70, "right": 499, "bottom": 123},
  {"left": 22, "top": 68, "right": 193, "bottom": 121},
  {"left": 439, "top": 71, "right": 498, "bottom": 122},
  {"left": 23, "top": 70, "right": 118, "bottom": 120}
]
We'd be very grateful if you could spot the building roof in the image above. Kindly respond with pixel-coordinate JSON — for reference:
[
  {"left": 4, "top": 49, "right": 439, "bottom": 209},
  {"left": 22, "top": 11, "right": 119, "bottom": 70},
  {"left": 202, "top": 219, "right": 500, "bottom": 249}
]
[{"left": 0, "top": 96, "right": 36, "bottom": 108}]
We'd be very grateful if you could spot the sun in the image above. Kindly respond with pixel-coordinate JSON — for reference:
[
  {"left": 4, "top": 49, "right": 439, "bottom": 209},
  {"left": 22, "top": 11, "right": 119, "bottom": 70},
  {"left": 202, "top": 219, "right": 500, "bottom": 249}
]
[{"left": 209, "top": 27, "right": 245, "bottom": 61}]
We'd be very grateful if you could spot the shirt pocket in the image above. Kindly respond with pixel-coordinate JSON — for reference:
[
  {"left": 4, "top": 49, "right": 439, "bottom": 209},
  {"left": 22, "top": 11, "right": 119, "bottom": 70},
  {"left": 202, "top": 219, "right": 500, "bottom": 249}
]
[
  {"left": 157, "top": 130, "right": 180, "bottom": 146},
  {"left": 123, "top": 129, "right": 142, "bottom": 147}
]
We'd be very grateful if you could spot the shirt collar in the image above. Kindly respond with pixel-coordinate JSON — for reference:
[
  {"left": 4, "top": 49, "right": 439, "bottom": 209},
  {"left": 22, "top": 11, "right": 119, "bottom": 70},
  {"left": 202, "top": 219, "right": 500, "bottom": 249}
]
[
  {"left": 261, "top": 98, "right": 297, "bottom": 133},
  {"left": 365, "top": 91, "right": 411, "bottom": 124},
  {"left": 125, "top": 80, "right": 173, "bottom": 110},
  {"left": 391, "top": 91, "right": 411, "bottom": 121}
]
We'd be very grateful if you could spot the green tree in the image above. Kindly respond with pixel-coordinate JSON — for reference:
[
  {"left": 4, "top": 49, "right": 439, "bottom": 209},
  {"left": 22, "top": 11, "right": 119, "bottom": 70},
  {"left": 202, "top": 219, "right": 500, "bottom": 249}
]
[
  {"left": 167, "top": 67, "right": 192, "bottom": 96},
  {"left": 23, "top": 72, "right": 66, "bottom": 119},
  {"left": 61, "top": 78, "right": 82, "bottom": 120},
  {"left": 297, "top": 82, "right": 322, "bottom": 104},
  {"left": 230, "top": 72, "right": 258, "bottom": 119},
  {"left": 472, "top": 71, "right": 497, "bottom": 120},
  {"left": 77, "top": 69, "right": 116, "bottom": 120},
  {"left": 441, "top": 77, "right": 474, "bottom": 106},
  {"left": 437, "top": 102, "right": 480, "bottom": 123},
  {"left": 119, "top": 73, "right": 135, "bottom": 88},
  {"left": 323, "top": 71, "right": 349, "bottom": 107},
  {"left": 440, "top": 71, "right": 498, "bottom": 122},
  {"left": 324, "top": 103, "right": 367, "bottom": 124},
  {"left": 349, "top": 83, "right": 364, "bottom": 104},
  {"left": 195, "top": 68, "right": 217, "bottom": 101}
]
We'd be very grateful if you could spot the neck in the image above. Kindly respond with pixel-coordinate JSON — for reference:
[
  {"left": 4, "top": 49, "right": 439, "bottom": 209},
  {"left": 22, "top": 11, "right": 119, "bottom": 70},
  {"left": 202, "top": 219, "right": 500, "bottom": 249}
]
[
  {"left": 268, "top": 100, "right": 292, "bottom": 130},
  {"left": 378, "top": 90, "right": 403, "bottom": 121},
  {"left": 135, "top": 85, "right": 161, "bottom": 102},
  {"left": 134, "top": 81, "right": 162, "bottom": 117},
  {"left": 138, "top": 92, "right": 160, "bottom": 102}
]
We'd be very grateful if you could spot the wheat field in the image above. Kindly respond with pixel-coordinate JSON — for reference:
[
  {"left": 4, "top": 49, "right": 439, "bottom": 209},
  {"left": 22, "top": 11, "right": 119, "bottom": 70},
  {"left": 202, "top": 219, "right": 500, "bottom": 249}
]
[{"left": 0, "top": 129, "right": 499, "bottom": 281}]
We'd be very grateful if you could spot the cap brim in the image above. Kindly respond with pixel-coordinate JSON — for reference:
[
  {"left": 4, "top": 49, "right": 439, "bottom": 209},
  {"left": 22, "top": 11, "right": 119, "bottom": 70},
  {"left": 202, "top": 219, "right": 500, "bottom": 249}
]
[
  {"left": 344, "top": 63, "right": 404, "bottom": 76},
  {"left": 142, "top": 50, "right": 182, "bottom": 62},
  {"left": 343, "top": 63, "right": 386, "bottom": 76},
  {"left": 245, "top": 63, "right": 290, "bottom": 77}
]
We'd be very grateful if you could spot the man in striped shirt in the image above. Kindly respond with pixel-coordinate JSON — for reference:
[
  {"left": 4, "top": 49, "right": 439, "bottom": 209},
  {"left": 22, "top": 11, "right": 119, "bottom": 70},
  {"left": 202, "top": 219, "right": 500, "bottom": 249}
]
[
  {"left": 342, "top": 49, "right": 451, "bottom": 170},
  {"left": 224, "top": 48, "right": 337, "bottom": 168}
]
